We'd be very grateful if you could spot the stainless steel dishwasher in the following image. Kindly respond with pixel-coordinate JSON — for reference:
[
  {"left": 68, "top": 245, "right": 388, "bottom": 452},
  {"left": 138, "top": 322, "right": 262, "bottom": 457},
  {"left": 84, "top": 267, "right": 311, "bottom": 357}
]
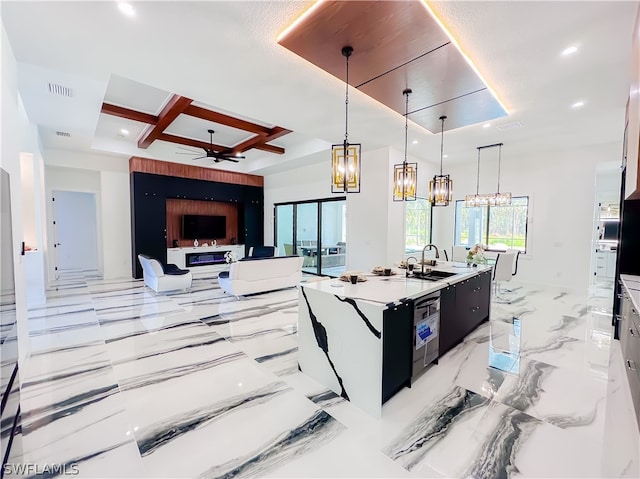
[{"left": 412, "top": 291, "right": 440, "bottom": 382}]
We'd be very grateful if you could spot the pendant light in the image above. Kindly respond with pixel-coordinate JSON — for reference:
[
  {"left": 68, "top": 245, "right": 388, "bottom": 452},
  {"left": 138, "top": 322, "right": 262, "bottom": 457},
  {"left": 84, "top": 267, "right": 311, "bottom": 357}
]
[
  {"left": 393, "top": 88, "right": 418, "bottom": 201},
  {"left": 331, "top": 46, "right": 361, "bottom": 194},
  {"left": 465, "top": 142, "right": 512, "bottom": 207},
  {"left": 428, "top": 115, "right": 453, "bottom": 206}
]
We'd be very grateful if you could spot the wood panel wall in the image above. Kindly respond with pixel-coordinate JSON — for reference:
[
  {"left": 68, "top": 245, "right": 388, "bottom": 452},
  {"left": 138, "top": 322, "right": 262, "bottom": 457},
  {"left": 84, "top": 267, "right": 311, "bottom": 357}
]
[
  {"left": 166, "top": 199, "right": 239, "bottom": 247},
  {"left": 130, "top": 157, "right": 264, "bottom": 187}
]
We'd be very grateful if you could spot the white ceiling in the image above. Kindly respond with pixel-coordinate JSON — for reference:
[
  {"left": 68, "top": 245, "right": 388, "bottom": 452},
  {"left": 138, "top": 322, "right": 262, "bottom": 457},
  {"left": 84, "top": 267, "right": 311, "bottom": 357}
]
[{"left": 1, "top": 1, "right": 637, "bottom": 175}]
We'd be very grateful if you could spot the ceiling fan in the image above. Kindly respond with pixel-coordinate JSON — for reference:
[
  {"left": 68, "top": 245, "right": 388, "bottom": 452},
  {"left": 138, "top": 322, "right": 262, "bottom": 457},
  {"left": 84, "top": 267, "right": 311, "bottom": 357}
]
[{"left": 177, "top": 129, "right": 245, "bottom": 163}]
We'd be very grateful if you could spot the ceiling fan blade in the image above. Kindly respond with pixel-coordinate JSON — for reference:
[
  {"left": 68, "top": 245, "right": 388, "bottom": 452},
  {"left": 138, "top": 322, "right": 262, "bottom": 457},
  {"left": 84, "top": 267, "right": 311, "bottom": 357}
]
[
  {"left": 192, "top": 156, "right": 207, "bottom": 160},
  {"left": 226, "top": 158, "right": 240, "bottom": 163},
  {"left": 176, "top": 152, "right": 199, "bottom": 155}
]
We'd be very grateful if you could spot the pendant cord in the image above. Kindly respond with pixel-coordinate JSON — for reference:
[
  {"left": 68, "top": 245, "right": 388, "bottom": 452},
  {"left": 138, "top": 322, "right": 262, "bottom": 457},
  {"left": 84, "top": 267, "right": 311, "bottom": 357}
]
[
  {"left": 343, "top": 52, "right": 349, "bottom": 192},
  {"left": 403, "top": 91, "right": 410, "bottom": 199},
  {"left": 344, "top": 54, "right": 349, "bottom": 146},
  {"left": 439, "top": 117, "right": 445, "bottom": 175},
  {"left": 404, "top": 92, "right": 409, "bottom": 165},
  {"left": 497, "top": 143, "right": 502, "bottom": 194},
  {"left": 476, "top": 148, "right": 481, "bottom": 196}
]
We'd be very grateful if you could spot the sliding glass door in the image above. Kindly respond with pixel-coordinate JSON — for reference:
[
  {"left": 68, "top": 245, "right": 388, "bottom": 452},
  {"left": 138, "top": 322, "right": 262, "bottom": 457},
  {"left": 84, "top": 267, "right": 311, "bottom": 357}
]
[
  {"left": 274, "top": 197, "right": 346, "bottom": 276},
  {"left": 275, "top": 204, "right": 293, "bottom": 256},
  {"left": 320, "top": 200, "right": 346, "bottom": 276},
  {"left": 296, "top": 203, "right": 318, "bottom": 274}
]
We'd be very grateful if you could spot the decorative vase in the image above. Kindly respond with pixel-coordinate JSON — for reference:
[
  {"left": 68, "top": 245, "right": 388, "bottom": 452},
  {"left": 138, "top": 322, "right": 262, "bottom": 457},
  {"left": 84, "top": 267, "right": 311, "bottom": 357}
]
[{"left": 194, "top": 239, "right": 199, "bottom": 247}]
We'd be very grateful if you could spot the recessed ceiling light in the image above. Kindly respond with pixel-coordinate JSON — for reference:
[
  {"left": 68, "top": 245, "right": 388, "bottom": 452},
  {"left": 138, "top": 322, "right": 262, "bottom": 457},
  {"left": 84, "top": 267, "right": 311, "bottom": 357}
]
[
  {"left": 120, "top": 128, "right": 129, "bottom": 136},
  {"left": 483, "top": 123, "right": 491, "bottom": 128},
  {"left": 561, "top": 45, "right": 578, "bottom": 56},
  {"left": 571, "top": 101, "right": 585, "bottom": 109},
  {"left": 117, "top": 2, "right": 135, "bottom": 17},
  {"left": 443, "top": 155, "right": 448, "bottom": 158},
  {"left": 497, "top": 121, "right": 523, "bottom": 131},
  {"left": 412, "top": 140, "right": 419, "bottom": 144}
]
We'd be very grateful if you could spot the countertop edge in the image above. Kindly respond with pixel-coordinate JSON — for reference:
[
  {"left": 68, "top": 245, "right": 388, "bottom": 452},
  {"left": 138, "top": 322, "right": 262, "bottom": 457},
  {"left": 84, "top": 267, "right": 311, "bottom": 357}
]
[
  {"left": 621, "top": 274, "right": 640, "bottom": 311},
  {"left": 300, "top": 264, "right": 492, "bottom": 308}
]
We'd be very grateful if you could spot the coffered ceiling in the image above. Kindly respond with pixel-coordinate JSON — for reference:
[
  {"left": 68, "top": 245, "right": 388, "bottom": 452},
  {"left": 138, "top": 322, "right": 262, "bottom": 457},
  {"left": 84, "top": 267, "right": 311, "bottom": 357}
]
[
  {"left": 278, "top": 0, "right": 507, "bottom": 132},
  {"left": 97, "top": 74, "right": 291, "bottom": 164}
]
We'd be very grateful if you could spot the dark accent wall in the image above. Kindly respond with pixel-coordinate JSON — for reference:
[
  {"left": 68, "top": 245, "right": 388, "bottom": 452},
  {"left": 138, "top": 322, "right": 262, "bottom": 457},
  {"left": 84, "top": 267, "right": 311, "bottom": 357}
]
[
  {"left": 619, "top": 199, "right": 640, "bottom": 276},
  {"left": 130, "top": 171, "right": 263, "bottom": 278}
]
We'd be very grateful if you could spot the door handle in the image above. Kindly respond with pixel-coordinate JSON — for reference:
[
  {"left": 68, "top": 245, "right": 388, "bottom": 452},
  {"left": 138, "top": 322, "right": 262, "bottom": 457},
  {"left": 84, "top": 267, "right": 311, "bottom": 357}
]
[
  {"left": 630, "top": 328, "right": 637, "bottom": 337},
  {"left": 627, "top": 359, "right": 637, "bottom": 371}
]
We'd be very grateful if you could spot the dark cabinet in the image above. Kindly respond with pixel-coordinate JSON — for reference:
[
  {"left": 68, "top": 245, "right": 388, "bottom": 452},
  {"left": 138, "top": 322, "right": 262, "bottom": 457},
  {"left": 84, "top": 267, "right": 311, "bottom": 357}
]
[
  {"left": 382, "top": 301, "right": 413, "bottom": 404},
  {"left": 439, "top": 285, "right": 458, "bottom": 357},
  {"left": 620, "top": 281, "right": 640, "bottom": 430},
  {"left": 438, "top": 270, "right": 491, "bottom": 357}
]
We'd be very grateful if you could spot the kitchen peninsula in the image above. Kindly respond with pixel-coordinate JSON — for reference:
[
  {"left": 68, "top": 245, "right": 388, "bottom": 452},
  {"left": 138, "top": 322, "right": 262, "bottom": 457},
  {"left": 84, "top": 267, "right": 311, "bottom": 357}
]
[{"left": 298, "top": 263, "right": 492, "bottom": 417}]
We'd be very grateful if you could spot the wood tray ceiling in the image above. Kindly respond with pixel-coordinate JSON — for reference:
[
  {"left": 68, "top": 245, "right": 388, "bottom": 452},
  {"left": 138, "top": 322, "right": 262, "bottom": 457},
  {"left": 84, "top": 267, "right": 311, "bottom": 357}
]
[
  {"left": 278, "top": 0, "right": 507, "bottom": 132},
  {"left": 101, "top": 95, "right": 291, "bottom": 155}
]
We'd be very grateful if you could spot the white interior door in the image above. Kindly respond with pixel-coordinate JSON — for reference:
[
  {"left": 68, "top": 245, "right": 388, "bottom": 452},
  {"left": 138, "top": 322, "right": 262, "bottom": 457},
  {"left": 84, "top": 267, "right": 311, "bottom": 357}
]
[{"left": 52, "top": 190, "right": 99, "bottom": 274}]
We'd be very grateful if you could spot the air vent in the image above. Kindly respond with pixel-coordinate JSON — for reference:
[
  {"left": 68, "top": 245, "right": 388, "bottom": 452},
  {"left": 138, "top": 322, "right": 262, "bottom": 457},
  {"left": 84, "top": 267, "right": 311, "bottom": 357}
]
[
  {"left": 497, "top": 121, "right": 523, "bottom": 131},
  {"left": 55, "top": 131, "right": 71, "bottom": 137},
  {"left": 47, "top": 82, "right": 72, "bottom": 97}
]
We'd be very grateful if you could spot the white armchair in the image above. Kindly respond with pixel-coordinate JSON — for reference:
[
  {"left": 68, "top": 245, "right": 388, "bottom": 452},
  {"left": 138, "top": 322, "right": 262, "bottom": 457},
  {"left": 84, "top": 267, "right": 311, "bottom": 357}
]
[{"left": 138, "top": 254, "right": 192, "bottom": 293}]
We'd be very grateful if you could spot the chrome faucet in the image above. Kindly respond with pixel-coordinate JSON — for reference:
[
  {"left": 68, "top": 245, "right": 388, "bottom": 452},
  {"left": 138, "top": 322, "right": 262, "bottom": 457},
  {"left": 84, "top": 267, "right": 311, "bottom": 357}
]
[{"left": 421, "top": 244, "right": 440, "bottom": 274}]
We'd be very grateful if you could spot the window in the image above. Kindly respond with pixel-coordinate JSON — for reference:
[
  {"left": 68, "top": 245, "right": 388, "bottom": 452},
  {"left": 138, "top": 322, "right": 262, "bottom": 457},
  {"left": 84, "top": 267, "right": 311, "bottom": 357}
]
[
  {"left": 405, "top": 198, "right": 431, "bottom": 253},
  {"left": 454, "top": 197, "right": 529, "bottom": 252}
]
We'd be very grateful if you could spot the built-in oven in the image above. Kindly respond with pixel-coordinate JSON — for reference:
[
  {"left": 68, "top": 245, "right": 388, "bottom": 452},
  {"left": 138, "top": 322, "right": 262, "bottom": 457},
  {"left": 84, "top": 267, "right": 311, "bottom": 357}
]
[{"left": 412, "top": 291, "right": 440, "bottom": 382}]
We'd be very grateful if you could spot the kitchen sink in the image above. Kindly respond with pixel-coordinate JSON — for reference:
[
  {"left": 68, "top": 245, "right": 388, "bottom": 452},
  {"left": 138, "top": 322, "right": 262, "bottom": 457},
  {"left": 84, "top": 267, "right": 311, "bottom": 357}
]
[{"left": 411, "top": 270, "right": 458, "bottom": 281}]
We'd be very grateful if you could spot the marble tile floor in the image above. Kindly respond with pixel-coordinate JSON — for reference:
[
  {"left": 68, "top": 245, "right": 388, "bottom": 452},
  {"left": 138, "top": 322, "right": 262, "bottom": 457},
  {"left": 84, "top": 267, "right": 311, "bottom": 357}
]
[{"left": 9, "top": 272, "right": 640, "bottom": 478}]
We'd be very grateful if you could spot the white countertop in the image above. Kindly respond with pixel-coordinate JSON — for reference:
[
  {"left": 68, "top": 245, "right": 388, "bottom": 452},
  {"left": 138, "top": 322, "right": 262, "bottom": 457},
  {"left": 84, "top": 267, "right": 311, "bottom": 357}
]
[
  {"left": 621, "top": 274, "right": 640, "bottom": 311},
  {"left": 301, "top": 262, "right": 492, "bottom": 307}
]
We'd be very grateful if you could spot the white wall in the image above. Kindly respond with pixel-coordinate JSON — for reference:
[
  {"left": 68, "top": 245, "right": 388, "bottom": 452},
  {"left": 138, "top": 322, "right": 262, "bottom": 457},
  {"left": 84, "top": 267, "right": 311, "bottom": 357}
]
[
  {"left": 1, "top": 20, "right": 30, "bottom": 363},
  {"left": 43, "top": 149, "right": 131, "bottom": 280},
  {"left": 431, "top": 142, "right": 621, "bottom": 291},
  {"left": 264, "top": 147, "right": 429, "bottom": 271},
  {"left": 347, "top": 147, "right": 394, "bottom": 270}
]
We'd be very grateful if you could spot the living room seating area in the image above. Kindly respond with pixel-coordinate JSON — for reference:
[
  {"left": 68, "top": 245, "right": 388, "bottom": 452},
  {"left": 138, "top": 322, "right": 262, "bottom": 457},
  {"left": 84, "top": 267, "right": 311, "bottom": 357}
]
[{"left": 217, "top": 255, "right": 304, "bottom": 298}]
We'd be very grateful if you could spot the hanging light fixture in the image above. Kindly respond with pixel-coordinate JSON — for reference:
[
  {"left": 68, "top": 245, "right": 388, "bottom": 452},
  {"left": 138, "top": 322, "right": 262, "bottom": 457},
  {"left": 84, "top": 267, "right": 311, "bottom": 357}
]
[
  {"left": 332, "top": 46, "right": 361, "bottom": 194},
  {"left": 393, "top": 88, "right": 418, "bottom": 201},
  {"left": 428, "top": 115, "right": 453, "bottom": 206},
  {"left": 465, "top": 142, "right": 512, "bottom": 207}
]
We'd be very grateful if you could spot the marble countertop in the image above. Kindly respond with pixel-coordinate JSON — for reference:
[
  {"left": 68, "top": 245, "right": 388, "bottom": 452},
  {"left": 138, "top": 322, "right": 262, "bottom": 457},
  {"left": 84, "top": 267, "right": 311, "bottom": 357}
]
[
  {"left": 621, "top": 274, "right": 640, "bottom": 311},
  {"left": 301, "top": 262, "right": 492, "bottom": 307}
]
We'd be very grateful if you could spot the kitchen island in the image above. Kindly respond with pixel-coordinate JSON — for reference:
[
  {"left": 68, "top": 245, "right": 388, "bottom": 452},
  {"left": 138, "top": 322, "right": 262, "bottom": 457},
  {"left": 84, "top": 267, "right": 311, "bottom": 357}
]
[{"left": 298, "top": 263, "right": 492, "bottom": 417}]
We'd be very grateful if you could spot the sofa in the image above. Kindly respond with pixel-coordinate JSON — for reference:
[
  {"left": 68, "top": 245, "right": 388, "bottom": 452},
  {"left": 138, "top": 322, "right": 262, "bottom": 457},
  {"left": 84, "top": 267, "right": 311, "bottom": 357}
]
[
  {"left": 217, "top": 256, "right": 304, "bottom": 298},
  {"left": 138, "top": 254, "right": 192, "bottom": 293}
]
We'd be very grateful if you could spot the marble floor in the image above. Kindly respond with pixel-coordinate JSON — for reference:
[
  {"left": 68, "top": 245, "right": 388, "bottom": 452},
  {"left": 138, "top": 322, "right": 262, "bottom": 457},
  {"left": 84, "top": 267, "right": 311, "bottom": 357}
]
[{"left": 9, "top": 272, "right": 640, "bottom": 478}]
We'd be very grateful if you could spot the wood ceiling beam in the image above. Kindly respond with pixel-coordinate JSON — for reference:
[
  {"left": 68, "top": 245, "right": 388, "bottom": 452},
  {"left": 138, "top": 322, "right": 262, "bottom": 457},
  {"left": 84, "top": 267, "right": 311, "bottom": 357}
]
[
  {"left": 138, "top": 95, "right": 193, "bottom": 149},
  {"left": 230, "top": 127, "right": 291, "bottom": 154},
  {"left": 158, "top": 133, "right": 227, "bottom": 152},
  {"left": 101, "top": 103, "right": 158, "bottom": 125},
  {"left": 254, "top": 143, "right": 286, "bottom": 155},
  {"left": 183, "top": 105, "right": 271, "bottom": 135}
]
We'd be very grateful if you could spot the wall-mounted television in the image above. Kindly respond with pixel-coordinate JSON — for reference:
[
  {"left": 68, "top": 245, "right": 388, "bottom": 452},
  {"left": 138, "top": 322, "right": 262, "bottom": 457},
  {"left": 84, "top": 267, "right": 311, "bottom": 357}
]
[
  {"left": 602, "top": 220, "right": 619, "bottom": 241},
  {"left": 182, "top": 215, "right": 226, "bottom": 240}
]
